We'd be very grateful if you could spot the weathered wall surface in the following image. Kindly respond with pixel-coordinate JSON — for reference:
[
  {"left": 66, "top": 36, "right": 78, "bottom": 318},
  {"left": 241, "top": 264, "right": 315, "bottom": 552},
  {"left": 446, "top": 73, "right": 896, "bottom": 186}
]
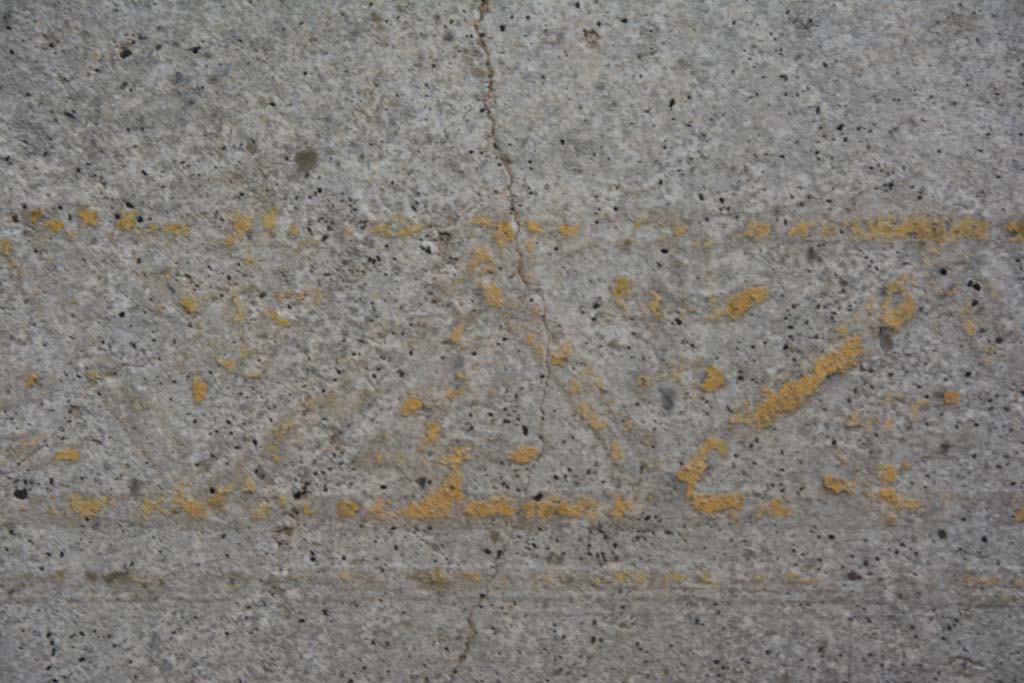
[{"left": 2, "top": 2, "right": 1023, "bottom": 681}]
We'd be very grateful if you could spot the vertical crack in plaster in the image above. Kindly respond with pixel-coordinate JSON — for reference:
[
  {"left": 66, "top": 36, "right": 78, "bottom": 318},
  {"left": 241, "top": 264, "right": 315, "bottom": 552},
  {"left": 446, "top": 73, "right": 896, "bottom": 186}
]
[{"left": 473, "top": 0, "right": 552, "bottom": 457}]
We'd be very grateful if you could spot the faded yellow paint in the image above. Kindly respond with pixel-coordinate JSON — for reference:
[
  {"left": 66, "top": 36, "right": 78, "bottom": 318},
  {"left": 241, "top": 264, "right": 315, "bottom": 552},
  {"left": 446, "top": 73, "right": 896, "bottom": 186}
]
[
  {"left": 43, "top": 218, "right": 65, "bottom": 233},
  {"left": 467, "top": 246, "right": 496, "bottom": 275},
  {"left": 162, "top": 223, "right": 190, "bottom": 236},
  {"left": 718, "top": 286, "right": 769, "bottom": 320},
  {"left": 216, "top": 357, "right": 236, "bottom": 371},
  {"left": 226, "top": 213, "right": 253, "bottom": 246},
  {"left": 464, "top": 496, "right": 518, "bottom": 518},
  {"left": 550, "top": 343, "right": 572, "bottom": 366},
  {"left": 964, "top": 573, "right": 1000, "bottom": 587},
  {"left": 692, "top": 492, "right": 745, "bottom": 516},
  {"left": 648, "top": 290, "right": 663, "bottom": 317},
  {"left": 823, "top": 475, "right": 856, "bottom": 494},
  {"left": 493, "top": 221, "right": 515, "bottom": 247},
  {"left": 262, "top": 207, "right": 279, "bottom": 232},
  {"left": 336, "top": 499, "right": 360, "bottom": 517},
  {"left": 609, "top": 440, "right": 623, "bottom": 461},
  {"left": 758, "top": 497, "right": 792, "bottom": 518},
  {"left": 69, "top": 493, "right": 108, "bottom": 517},
  {"left": 139, "top": 497, "right": 164, "bottom": 519},
  {"left": 24, "top": 373, "right": 38, "bottom": 388},
  {"left": 610, "top": 276, "right": 633, "bottom": 310},
  {"left": 242, "top": 477, "right": 257, "bottom": 493},
  {"left": 676, "top": 437, "right": 727, "bottom": 498},
  {"left": 943, "top": 389, "right": 961, "bottom": 405},
  {"left": 191, "top": 376, "right": 208, "bottom": 405},
  {"left": 480, "top": 281, "right": 504, "bottom": 308},
  {"left": 526, "top": 220, "right": 544, "bottom": 234},
  {"left": 847, "top": 215, "right": 988, "bottom": 244},
  {"left": 398, "top": 448, "right": 468, "bottom": 519},
  {"left": 178, "top": 294, "right": 200, "bottom": 315},
  {"left": 733, "top": 336, "right": 863, "bottom": 429},
  {"left": 264, "top": 308, "right": 292, "bottom": 327},
  {"left": 207, "top": 484, "right": 234, "bottom": 510},
  {"left": 577, "top": 401, "right": 606, "bottom": 431},
  {"left": 1014, "top": 505, "right": 1024, "bottom": 523},
  {"left": 400, "top": 394, "right": 423, "bottom": 416},
  {"left": 450, "top": 322, "right": 466, "bottom": 344},
  {"left": 115, "top": 210, "right": 137, "bottom": 231},
  {"left": 609, "top": 495, "right": 633, "bottom": 518},
  {"left": 674, "top": 224, "right": 689, "bottom": 237},
  {"left": 421, "top": 421, "right": 442, "bottom": 447},
  {"left": 877, "top": 487, "right": 923, "bottom": 510},
  {"left": 54, "top": 448, "right": 79, "bottom": 462},
  {"left": 787, "top": 220, "right": 812, "bottom": 237},
  {"left": 880, "top": 278, "right": 916, "bottom": 330},
  {"left": 1007, "top": 221, "right": 1024, "bottom": 242},
  {"left": 507, "top": 444, "right": 540, "bottom": 465},
  {"left": 172, "top": 486, "right": 207, "bottom": 519},
  {"left": 523, "top": 495, "right": 599, "bottom": 520},
  {"left": 877, "top": 463, "right": 898, "bottom": 484},
  {"left": 743, "top": 219, "right": 771, "bottom": 240},
  {"left": 558, "top": 223, "right": 579, "bottom": 237},
  {"left": 77, "top": 208, "right": 99, "bottom": 226},
  {"left": 961, "top": 303, "right": 977, "bottom": 337},
  {"left": 699, "top": 365, "right": 725, "bottom": 392}
]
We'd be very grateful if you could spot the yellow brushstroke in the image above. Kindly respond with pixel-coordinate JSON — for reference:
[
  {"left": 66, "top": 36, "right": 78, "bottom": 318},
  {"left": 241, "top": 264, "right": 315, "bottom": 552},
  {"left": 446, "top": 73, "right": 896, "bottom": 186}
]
[
  {"left": 717, "top": 286, "right": 769, "bottom": 319},
  {"left": 734, "top": 336, "right": 863, "bottom": 429}
]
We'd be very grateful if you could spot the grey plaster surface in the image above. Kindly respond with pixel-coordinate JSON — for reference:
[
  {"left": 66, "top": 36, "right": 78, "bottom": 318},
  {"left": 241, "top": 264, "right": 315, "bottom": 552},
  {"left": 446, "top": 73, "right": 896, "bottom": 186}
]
[{"left": 1, "top": 1, "right": 1023, "bottom": 681}]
